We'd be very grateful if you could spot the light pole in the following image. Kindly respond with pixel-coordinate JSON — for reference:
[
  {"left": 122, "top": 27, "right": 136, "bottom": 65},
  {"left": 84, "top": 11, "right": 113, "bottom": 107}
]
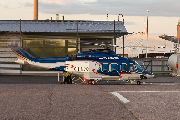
[
  {"left": 118, "top": 14, "right": 125, "bottom": 57},
  {"left": 146, "top": 10, "right": 149, "bottom": 58},
  {"left": 120, "top": 14, "right": 124, "bottom": 57},
  {"left": 77, "top": 20, "right": 79, "bottom": 53},
  {"left": 20, "top": 19, "right": 22, "bottom": 76}
]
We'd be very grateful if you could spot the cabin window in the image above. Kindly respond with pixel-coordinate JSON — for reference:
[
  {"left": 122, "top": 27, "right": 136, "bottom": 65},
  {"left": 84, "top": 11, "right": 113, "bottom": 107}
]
[
  {"left": 129, "top": 63, "right": 135, "bottom": 72},
  {"left": 121, "top": 64, "right": 127, "bottom": 73},
  {"left": 135, "top": 61, "right": 144, "bottom": 72},
  {"left": 111, "top": 63, "right": 118, "bottom": 72},
  {"left": 102, "top": 63, "right": 109, "bottom": 72}
]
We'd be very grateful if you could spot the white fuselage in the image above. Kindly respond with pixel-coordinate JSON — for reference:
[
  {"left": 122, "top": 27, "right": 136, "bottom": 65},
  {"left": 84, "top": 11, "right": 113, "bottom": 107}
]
[{"left": 16, "top": 56, "right": 143, "bottom": 81}]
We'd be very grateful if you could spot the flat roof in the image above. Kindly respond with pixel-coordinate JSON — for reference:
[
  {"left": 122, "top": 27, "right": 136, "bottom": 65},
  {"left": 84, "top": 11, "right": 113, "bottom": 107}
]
[{"left": 0, "top": 20, "right": 128, "bottom": 34}]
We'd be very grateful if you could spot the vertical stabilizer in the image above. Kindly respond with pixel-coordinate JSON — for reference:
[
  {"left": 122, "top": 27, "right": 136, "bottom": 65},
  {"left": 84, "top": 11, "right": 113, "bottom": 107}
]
[{"left": 8, "top": 42, "right": 32, "bottom": 60}]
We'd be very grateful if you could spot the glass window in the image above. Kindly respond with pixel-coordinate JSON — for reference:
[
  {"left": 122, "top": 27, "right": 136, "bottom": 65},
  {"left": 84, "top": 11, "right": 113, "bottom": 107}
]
[
  {"left": 45, "top": 48, "right": 66, "bottom": 57},
  {"left": 129, "top": 63, "right": 135, "bottom": 72},
  {"left": 68, "top": 40, "right": 76, "bottom": 48},
  {"left": 135, "top": 61, "right": 144, "bottom": 72},
  {"left": 45, "top": 40, "right": 65, "bottom": 47},
  {"left": 121, "top": 64, "right": 127, "bottom": 73},
  {"left": 23, "top": 40, "right": 44, "bottom": 47},
  {"left": 111, "top": 64, "right": 117, "bottom": 72},
  {"left": 29, "top": 48, "right": 44, "bottom": 57},
  {"left": 102, "top": 63, "right": 109, "bottom": 72},
  {"left": 68, "top": 48, "right": 77, "bottom": 56}
]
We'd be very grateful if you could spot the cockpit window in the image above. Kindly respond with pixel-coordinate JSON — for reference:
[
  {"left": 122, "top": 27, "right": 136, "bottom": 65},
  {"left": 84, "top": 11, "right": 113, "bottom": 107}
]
[{"left": 135, "top": 61, "right": 144, "bottom": 72}]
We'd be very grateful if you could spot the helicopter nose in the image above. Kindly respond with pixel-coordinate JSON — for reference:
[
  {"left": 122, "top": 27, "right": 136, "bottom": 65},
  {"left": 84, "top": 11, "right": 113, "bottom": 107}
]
[{"left": 142, "top": 71, "right": 154, "bottom": 78}]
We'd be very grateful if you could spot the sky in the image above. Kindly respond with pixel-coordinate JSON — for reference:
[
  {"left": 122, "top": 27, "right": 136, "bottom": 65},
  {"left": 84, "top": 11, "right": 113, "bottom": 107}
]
[{"left": 0, "top": 0, "right": 180, "bottom": 36}]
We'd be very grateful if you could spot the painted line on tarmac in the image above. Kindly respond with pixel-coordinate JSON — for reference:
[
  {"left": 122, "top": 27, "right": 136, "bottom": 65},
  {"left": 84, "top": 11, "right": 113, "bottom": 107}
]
[
  {"left": 111, "top": 91, "right": 180, "bottom": 103},
  {"left": 111, "top": 92, "right": 130, "bottom": 103},
  {"left": 141, "top": 82, "right": 180, "bottom": 85},
  {"left": 114, "top": 91, "right": 180, "bottom": 93}
]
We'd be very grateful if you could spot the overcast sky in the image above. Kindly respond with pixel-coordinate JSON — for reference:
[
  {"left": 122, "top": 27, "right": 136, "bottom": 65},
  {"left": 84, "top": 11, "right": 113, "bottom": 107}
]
[{"left": 0, "top": 0, "right": 180, "bottom": 36}]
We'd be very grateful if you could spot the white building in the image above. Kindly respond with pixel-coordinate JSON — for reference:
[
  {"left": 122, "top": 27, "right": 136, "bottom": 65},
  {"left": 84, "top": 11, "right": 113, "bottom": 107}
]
[{"left": 116, "top": 32, "right": 176, "bottom": 58}]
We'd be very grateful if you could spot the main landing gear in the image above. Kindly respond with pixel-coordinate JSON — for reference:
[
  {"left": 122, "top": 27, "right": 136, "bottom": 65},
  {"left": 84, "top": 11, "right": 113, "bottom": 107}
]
[
  {"left": 88, "top": 80, "right": 95, "bottom": 85},
  {"left": 137, "top": 81, "right": 141, "bottom": 85}
]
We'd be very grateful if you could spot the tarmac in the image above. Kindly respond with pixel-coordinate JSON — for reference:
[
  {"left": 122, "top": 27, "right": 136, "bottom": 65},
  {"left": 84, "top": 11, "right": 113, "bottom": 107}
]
[{"left": 0, "top": 75, "right": 180, "bottom": 120}]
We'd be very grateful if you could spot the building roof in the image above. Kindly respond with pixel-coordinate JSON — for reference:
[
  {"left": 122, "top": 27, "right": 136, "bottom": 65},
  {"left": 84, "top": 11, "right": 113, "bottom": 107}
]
[{"left": 0, "top": 20, "right": 127, "bottom": 34}]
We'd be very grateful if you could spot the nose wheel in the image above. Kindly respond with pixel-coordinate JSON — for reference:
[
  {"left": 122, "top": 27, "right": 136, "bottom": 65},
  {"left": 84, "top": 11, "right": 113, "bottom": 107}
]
[{"left": 137, "top": 81, "right": 141, "bottom": 85}]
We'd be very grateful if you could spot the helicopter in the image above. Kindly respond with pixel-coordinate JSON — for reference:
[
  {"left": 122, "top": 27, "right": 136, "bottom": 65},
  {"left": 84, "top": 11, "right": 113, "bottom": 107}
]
[{"left": 8, "top": 42, "right": 154, "bottom": 85}]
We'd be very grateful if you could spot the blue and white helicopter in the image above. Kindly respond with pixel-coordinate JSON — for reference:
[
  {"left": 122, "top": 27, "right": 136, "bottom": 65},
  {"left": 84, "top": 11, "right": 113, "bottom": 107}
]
[{"left": 8, "top": 42, "right": 154, "bottom": 85}]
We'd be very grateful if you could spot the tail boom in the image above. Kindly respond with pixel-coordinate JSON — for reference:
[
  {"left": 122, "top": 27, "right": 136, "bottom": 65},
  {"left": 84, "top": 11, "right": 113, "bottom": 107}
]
[{"left": 8, "top": 42, "right": 68, "bottom": 70}]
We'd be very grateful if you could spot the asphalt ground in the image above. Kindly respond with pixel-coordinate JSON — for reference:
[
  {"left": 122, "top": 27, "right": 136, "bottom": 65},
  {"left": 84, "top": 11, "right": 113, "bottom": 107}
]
[{"left": 0, "top": 75, "right": 180, "bottom": 120}]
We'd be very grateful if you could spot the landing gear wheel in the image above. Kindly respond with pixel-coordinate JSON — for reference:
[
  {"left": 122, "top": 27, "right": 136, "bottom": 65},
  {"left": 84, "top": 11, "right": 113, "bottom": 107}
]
[
  {"left": 137, "top": 81, "right": 141, "bottom": 85},
  {"left": 88, "top": 81, "right": 91, "bottom": 84},
  {"left": 91, "top": 81, "right": 95, "bottom": 85}
]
